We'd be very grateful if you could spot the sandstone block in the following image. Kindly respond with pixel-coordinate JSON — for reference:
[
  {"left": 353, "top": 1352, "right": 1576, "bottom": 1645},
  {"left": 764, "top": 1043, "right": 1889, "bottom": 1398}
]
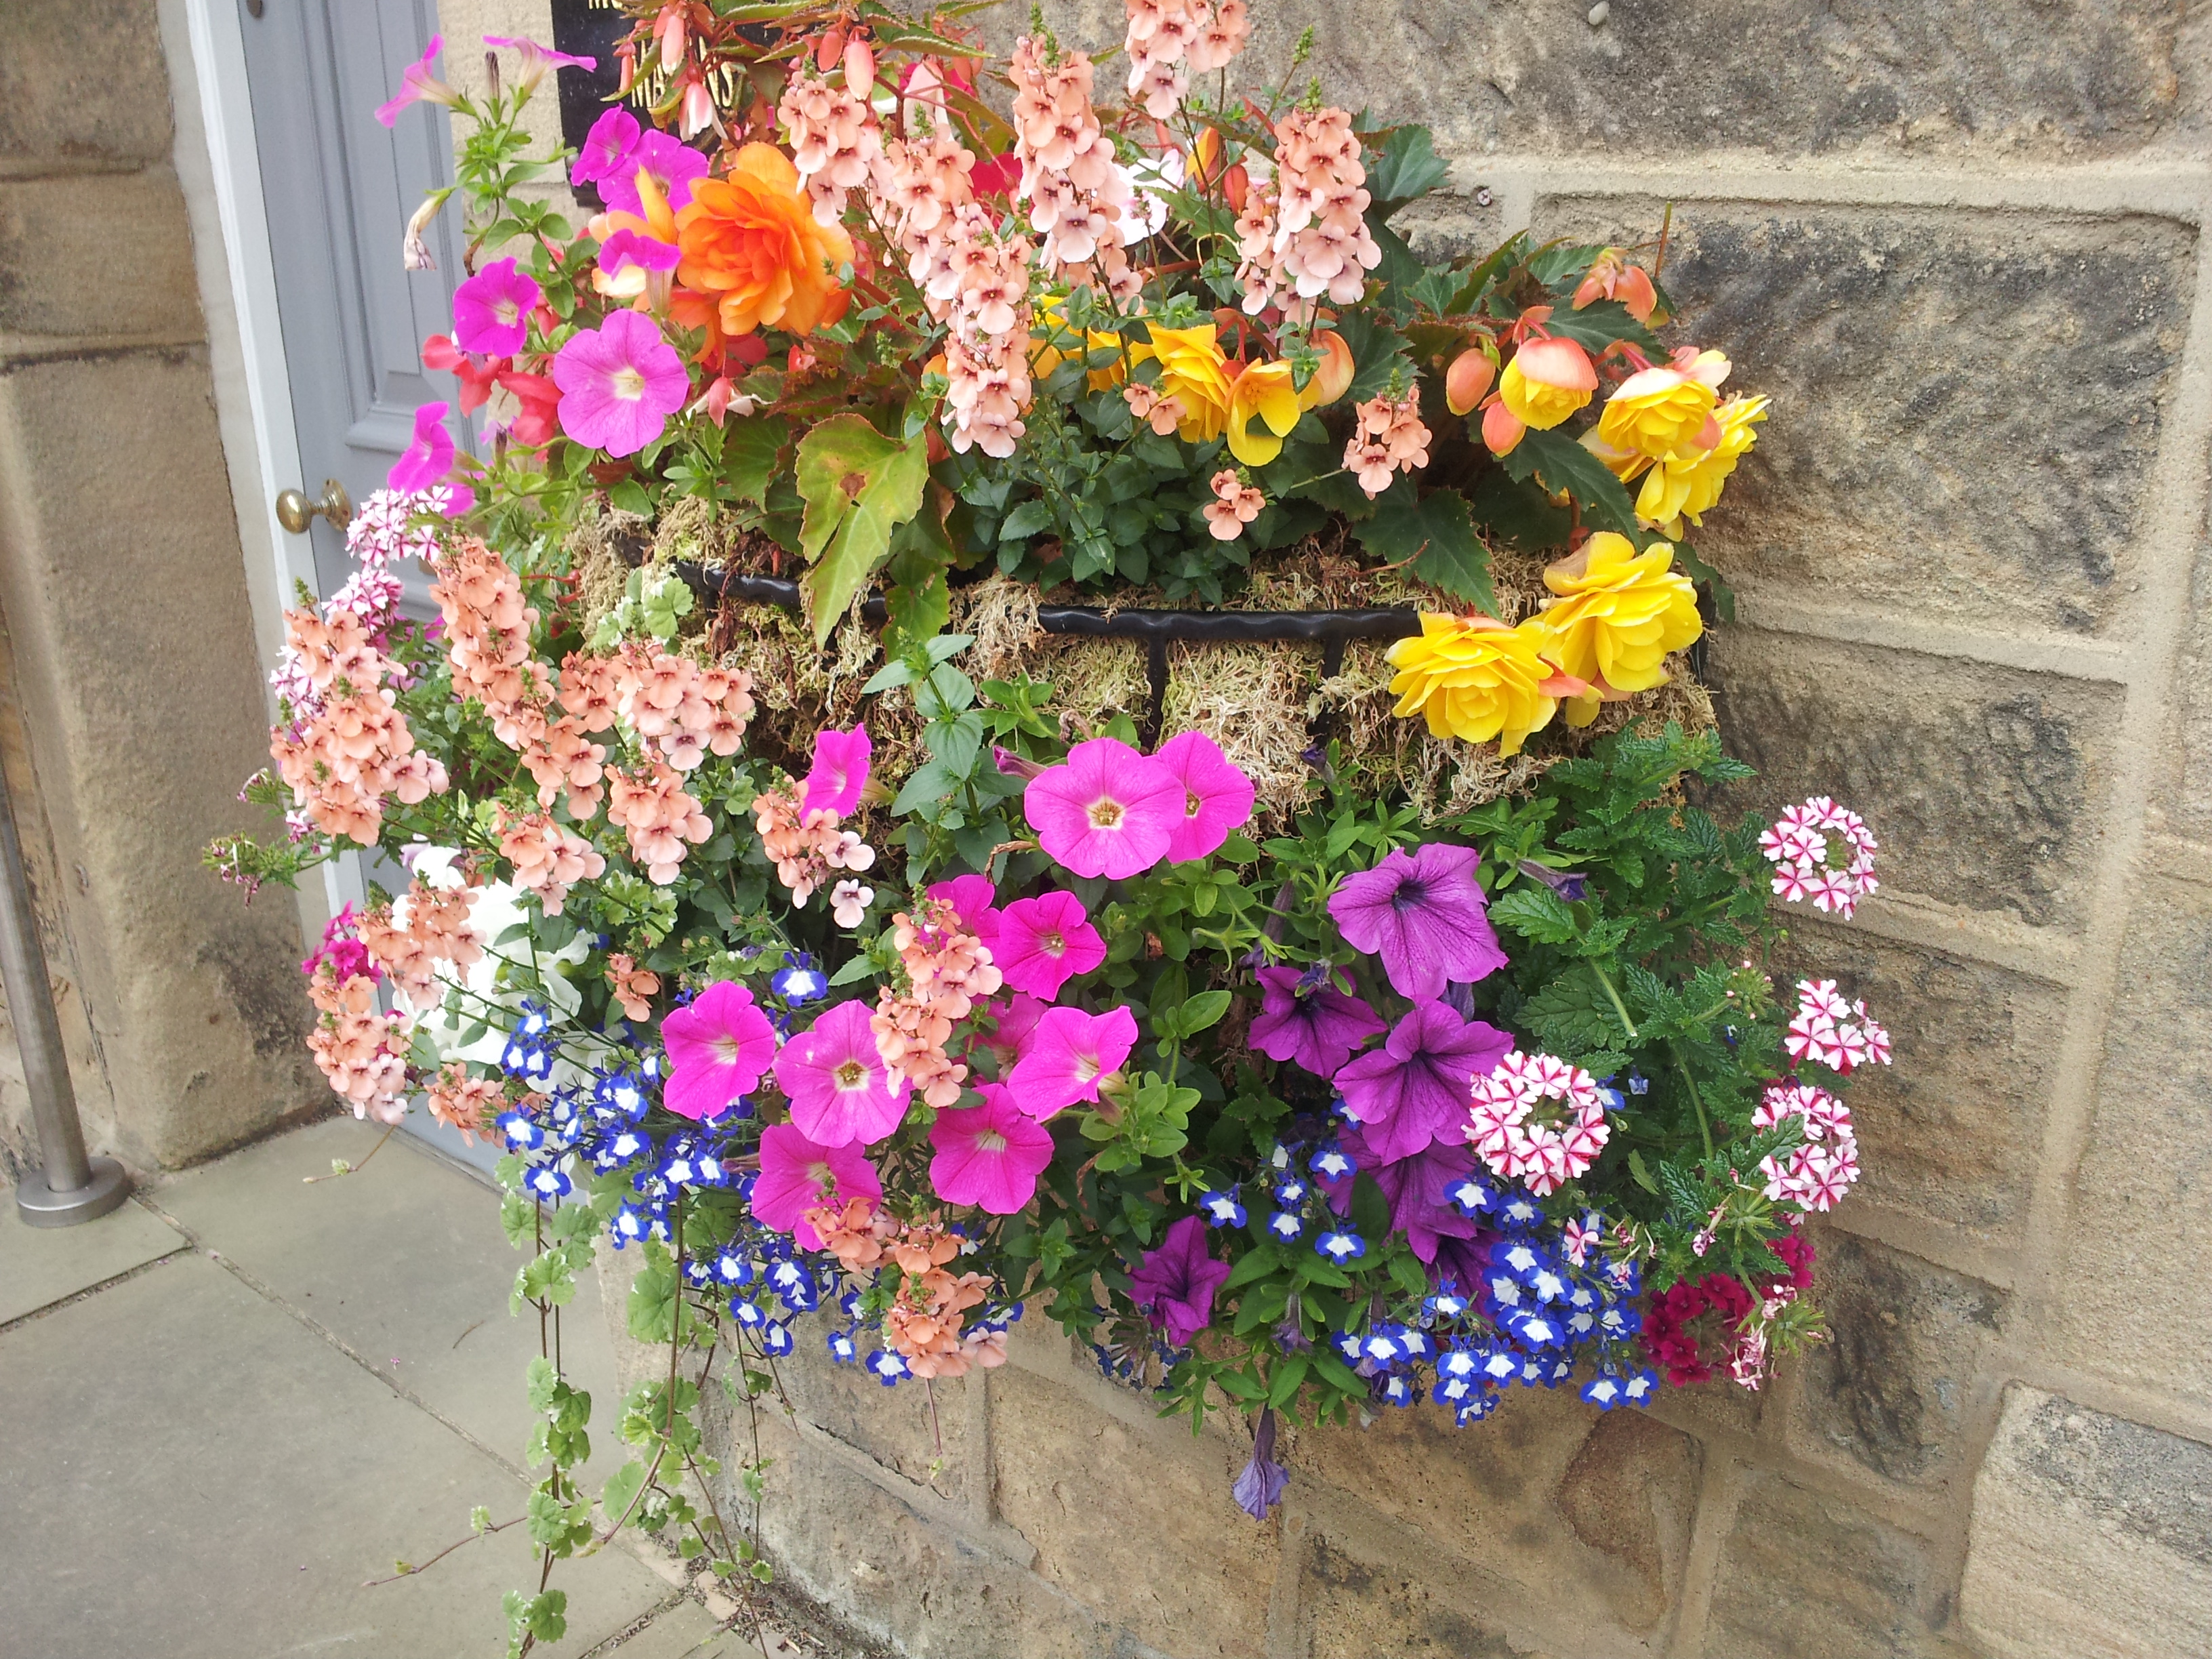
[
  {"left": 1959, "top": 1387, "right": 2212, "bottom": 1658},
  {"left": 1297, "top": 1530, "right": 1523, "bottom": 1659},
  {"left": 1706, "top": 1467, "right": 1943, "bottom": 1658},
  {"left": 774, "top": 1313, "right": 973, "bottom": 1492},
  {"left": 0, "top": 171, "right": 203, "bottom": 342},
  {"left": 1780, "top": 920, "right": 2063, "bottom": 1246},
  {"left": 1541, "top": 200, "right": 2194, "bottom": 638},
  {"left": 991, "top": 1364, "right": 1280, "bottom": 1658},
  {"left": 2049, "top": 884, "right": 2212, "bottom": 1408},
  {"left": 1015, "top": 3, "right": 2192, "bottom": 163},
  {"left": 1788, "top": 1234, "right": 2006, "bottom": 1494},
  {"left": 2159, "top": 546, "right": 2212, "bottom": 846},
  {"left": 0, "top": 0, "right": 176, "bottom": 170},
  {"left": 1709, "top": 630, "right": 2117, "bottom": 929},
  {"left": 1389, "top": 193, "right": 1507, "bottom": 264},
  {"left": 1288, "top": 1386, "right": 1698, "bottom": 1637}
]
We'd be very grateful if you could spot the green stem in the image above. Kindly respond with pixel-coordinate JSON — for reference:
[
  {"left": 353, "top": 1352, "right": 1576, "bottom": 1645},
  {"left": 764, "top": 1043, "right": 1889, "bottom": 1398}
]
[
  {"left": 1588, "top": 961, "right": 1639, "bottom": 1042},
  {"left": 1669, "top": 1040, "right": 1715, "bottom": 1160}
]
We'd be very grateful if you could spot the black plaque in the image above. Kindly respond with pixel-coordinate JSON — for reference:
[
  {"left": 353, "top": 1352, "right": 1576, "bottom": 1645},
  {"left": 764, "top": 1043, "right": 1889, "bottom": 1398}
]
[{"left": 550, "top": 0, "right": 646, "bottom": 205}]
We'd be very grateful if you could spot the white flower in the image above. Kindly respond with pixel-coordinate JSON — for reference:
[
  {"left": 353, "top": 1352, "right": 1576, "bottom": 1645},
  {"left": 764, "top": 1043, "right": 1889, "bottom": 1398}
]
[{"left": 831, "top": 879, "right": 874, "bottom": 928}]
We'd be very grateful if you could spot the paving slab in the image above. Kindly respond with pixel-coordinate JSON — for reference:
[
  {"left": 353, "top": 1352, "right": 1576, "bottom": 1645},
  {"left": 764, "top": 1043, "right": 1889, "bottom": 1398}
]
[
  {"left": 609, "top": 1599, "right": 762, "bottom": 1658},
  {"left": 0, "top": 1189, "right": 188, "bottom": 1325},
  {"left": 0, "top": 1250, "right": 665, "bottom": 1658},
  {"left": 150, "top": 1115, "right": 627, "bottom": 1488}
]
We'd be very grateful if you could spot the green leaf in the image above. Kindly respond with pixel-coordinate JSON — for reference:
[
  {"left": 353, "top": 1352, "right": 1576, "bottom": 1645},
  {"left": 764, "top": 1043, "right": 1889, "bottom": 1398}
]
[
  {"left": 1335, "top": 310, "right": 1415, "bottom": 404},
  {"left": 1266, "top": 1354, "right": 1311, "bottom": 1408},
  {"left": 1349, "top": 1172, "right": 1391, "bottom": 1242},
  {"left": 998, "top": 499, "right": 1054, "bottom": 542},
  {"left": 600, "top": 1460, "right": 648, "bottom": 1524},
  {"left": 1467, "top": 466, "right": 1572, "bottom": 554},
  {"left": 1176, "top": 989, "right": 1232, "bottom": 1036},
  {"left": 721, "top": 415, "right": 790, "bottom": 506},
  {"left": 1223, "top": 1244, "right": 1284, "bottom": 1292},
  {"left": 1357, "top": 486, "right": 1496, "bottom": 615},
  {"left": 827, "top": 953, "right": 878, "bottom": 986},
  {"left": 1364, "top": 123, "right": 1451, "bottom": 218},
  {"left": 793, "top": 415, "right": 930, "bottom": 642},
  {"left": 1500, "top": 428, "right": 1641, "bottom": 538},
  {"left": 1673, "top": 538, "right": 1736, "bottom": 622},
  {"left": 1489, "top": 884, "right": 1580, "bottom": 945},
  {"left": 1538, "top": 299, "right": 1664, "bottom": 359},
  {"left": 526, "top": 1355, "right": 560, "bottom": 1413}
]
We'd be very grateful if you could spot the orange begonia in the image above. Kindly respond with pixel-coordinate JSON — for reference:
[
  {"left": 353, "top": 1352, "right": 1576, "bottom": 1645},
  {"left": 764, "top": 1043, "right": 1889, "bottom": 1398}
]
[{"left": 674, "top": 142, "right": 855, "bottom": 339}]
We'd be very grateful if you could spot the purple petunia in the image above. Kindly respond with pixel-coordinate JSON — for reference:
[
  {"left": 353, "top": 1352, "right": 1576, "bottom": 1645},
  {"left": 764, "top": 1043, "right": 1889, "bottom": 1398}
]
[
  {"left": 1128, "top": 1214, "right": 1231, "bottom": 1348},
  {"left": 1232, "top": 1407, "right": 1290, "bottom": 1521},
  {"left": 1328, "top": 842, "right": 1507, "bottom": 1003},
  {"left": 1333, "top": 1000, "right": 1513, "bottom": 1163},
  {"left": 1315, "top": 1124, "right": 1481, "bottom": 1265},
  {"left": 1246, "top": 964, "right": 1385, "bottom": 1080}
]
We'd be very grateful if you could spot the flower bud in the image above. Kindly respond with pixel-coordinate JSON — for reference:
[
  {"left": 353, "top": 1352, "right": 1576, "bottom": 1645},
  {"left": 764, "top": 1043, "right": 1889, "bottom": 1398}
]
[
  {"left": 1480, "top": 398, "right": 1525, "bottom": 457},
  {"left": 844, "top": 35, "right": 876, "bottom": 94},
  {"left": 1309, "top": 329, "right": 1355, "bottom": 406},
  {"left": 1445, "top": 348, "right": 1496, "bottom": 416},
  {"left": 1222, "top": 162, "right": 1249, "bottom": 213}
]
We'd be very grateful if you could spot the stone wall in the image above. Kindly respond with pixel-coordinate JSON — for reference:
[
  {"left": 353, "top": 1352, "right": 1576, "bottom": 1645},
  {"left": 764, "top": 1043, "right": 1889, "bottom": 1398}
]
[
  {"left": 602, "top": 3, "right": 2212, "bottom": 1655},
  {"left": 0, "top": 0, "right": 323, "bottom": 1174}
]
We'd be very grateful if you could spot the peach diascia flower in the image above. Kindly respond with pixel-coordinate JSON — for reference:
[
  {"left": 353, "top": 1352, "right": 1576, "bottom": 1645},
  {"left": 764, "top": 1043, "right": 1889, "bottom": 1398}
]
[{"left": 675, "top": 142, "right": 855, "bottom": 339}]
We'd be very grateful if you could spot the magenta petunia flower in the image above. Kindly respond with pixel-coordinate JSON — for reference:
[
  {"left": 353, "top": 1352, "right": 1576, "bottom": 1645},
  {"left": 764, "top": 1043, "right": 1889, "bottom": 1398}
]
[
  {"left": 1315, "top": 1123, "right": 1480, "bottom": 1265},
  {"left": 552, "top": 310, "right": 690, "bottom": 459},
  {"left": 1025, "top": 739, "right": 1185, "bottom": 880},
  {"left": 773, "top": 999, "right": 912, "bottom": 1147},
  {"left": 602, "top": 131, "right": 710, "bottom": 216},
  {"left": 751, "top": 1122, "right": 881, "bottom": 1249},
  {"left": 802, "top": 725, "right": 872, "bottom": 817},
  {"left": 659, "top": 980, "right": 776, "bottom": 1121},
  {"left": 1006, "top": 1004, "right": 1138, "bottom": 1120},
  {"left": 1328, "top": 842, "right": 1508, "bottom": 1003},
  {"left": 387, "top": 402, "right": 472, "bottom": 510},
  {"left": 483, "top": 35, "right": 596, "bottom": 95},
  {"left": 928, "top": 1084, "right": 1056, "bottom": 1214},
  {"left": 374, "top": 35, "right": 455, "bottom": 127},
  {"left": 1247, "top": 964, "right": 1386, "bottom": 1080},
  {"left": 598, "top": 228, "right": 681, "bottom": 283},
  {"left": 926, "top": 873, "right": 1001, "bottom": 946},
  {"left": 1155, "top": 730, "right": 1256, "bottom": 863},
  {"left": 451, "top": 256, "right": 542, "bottom": 359},
  {"left": 571, "top": 108, "right": 641, "bottom": 186},
  {"left": 1333, "top": 1000, "right": 1513, "bottom": 1162},
  {"left": 977, "top": 991, "right": 1049, "bottom": 1063},
  {"left": 1129, "top": 1214, "right": 1232, "bottom": 1348},
  {"left": 993, "top": 891, "right": 1105, "bottom": 1002}
]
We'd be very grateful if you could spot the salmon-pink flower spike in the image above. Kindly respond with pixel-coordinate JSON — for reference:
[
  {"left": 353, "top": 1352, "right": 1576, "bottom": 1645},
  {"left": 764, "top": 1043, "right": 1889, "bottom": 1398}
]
[
  {"left": 1025, "top": 738, "right": 1184, "bottom": 880},
  {"left": 1328, "top": 841, "right": 1507, "bottom": 1003},
  {"left": 451, "top": 257, "right": 542, "bottom": 358},
  {"left": 571, "top": 107, "right": 642, "bottom": 187},
  {"left": 374, "top": 35, "right": 455, "bottom": 127},
  {"left": 388, "top": 402, "right": 471, "bottom": 510},
  {"left": 660, "top": 980, "right": 776, "bottom": 1120},
  {"left": 775, "top": 998, "right": 912, "bottom": 1147},
  {"left": 1007, "top": 1004, "right": 1138, "bottom": 1120},
  {"left": 552, "top": 310, "right": 689, "bottom": 459},
  {"left": 803, "top": 724, "right": 873, "bottom": 817},
  {"left": 928, "top": 1084, "right": 1056, "bottom": 1214},
  {"left": 1155, "top": 730, "right": 1256, "bottom": 863},
  {"left": 994, "top": 890, "right": 1106, "bottom": 1002},
  {"left": 752, "top": 1122, "right": 882, "bottom": 1249},
  {"left": 927, "top": 874, "right": 1002, "bottom": 947}
]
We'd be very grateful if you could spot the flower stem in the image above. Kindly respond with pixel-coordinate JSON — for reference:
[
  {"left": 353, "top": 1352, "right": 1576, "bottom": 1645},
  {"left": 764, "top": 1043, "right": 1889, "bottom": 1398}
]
[
  {"left": 1669, "top": 1040, "right": 1714, "bottom": 1160},
  {"left": 1588, "top": 962, "right": 1639, "bottom": 1042}
]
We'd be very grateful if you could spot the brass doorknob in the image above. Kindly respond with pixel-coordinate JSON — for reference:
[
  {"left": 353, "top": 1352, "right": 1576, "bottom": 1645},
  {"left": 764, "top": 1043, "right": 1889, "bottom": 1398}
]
[{"left": 274, "top": 478, "right": 354, "bottom": 535}]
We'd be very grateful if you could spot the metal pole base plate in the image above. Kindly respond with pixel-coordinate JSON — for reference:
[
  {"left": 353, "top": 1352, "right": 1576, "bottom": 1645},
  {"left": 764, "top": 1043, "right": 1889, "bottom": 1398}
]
[{"left": 15, "top": 1157, "right": 131, "bottom": 1228}]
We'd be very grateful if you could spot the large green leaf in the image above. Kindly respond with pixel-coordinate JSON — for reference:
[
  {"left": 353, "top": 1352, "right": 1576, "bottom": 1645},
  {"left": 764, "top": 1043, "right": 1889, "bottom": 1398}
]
[
  {"left": 1357, "top": 485, "right": 1498, "bottom": 615},
  {"left": 794, "top": 415, "right": 930, "bottom": 642},
  {"left": 1468, "top": 465, "right": 1573, "bottom": 553},
  {"left": 1500, "top": 426, "right": 1642, "bottom": 538},
  {"left": 1539, "top": 298, "right": 1664, "bottom": 358},
  {"left": 1364, "top": 123, "right": 1451, "bottom": 218},
  {"left": 720, "top": 414, "right": 789, "bottom": 506}
]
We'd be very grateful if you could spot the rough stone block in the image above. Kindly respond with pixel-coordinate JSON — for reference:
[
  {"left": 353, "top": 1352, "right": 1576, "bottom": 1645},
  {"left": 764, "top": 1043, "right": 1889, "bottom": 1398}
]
[
  {"left": 1015, "top": 2, "right": 2194, "bottom": 162},
  {"left": 1389, "top": 192, "right": 1507, "bottom": 264},
  {"left": 2159, "top": 545, "right": 2212, "bottom": 845},
  {"left": 775, "top": 1316, "right": 973, "bottom": 1492},
  {"left": 0, "top": 171, "right": 203, "bottom": 342},
  {"left": 0, "top": 0, "right": 176, "bottom": 170},
  {"left": 1540, "top": 200, "right": 2195, "bottom": 638},
  {"left": 1709, "top": 630, "right": 2117, "bottom": 928},
  {"left": 2049, "top": 883, "right": 2212, "bottom": 1408},
  {"left": 1706, "top": 1467, "right": 1944, "bottom": 1658},
  {"left": 991, "top": 1364, "right": 1279, "bottom": 1658},
  {"left": 1788, "top": 1233, "right": 2006, "bottom": 1494},
  {"left": 1296, "top": 1529, "right": 1523, "bottom": 1659},
  {"left": 1288, "top": 1387, "right": 1698, "bottom": 1637},
  {"left": 1780, "top": 921, "right": 2064, "bottom": 1246},
  {"left": 1959, "top": 1387, "right": 2212, "bottom": 1658}
]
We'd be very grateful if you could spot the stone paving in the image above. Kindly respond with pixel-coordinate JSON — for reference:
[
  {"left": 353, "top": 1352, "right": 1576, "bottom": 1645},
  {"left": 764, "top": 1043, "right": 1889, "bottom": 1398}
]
[{"left": 0, "top": 1118, "right": 796, "bottom": 1659}]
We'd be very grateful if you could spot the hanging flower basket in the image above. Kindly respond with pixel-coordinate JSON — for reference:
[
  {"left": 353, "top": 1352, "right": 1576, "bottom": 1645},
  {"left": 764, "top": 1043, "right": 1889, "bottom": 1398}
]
[{"left": 212, "top": 8, "right": 1883, "bottom": 1651}]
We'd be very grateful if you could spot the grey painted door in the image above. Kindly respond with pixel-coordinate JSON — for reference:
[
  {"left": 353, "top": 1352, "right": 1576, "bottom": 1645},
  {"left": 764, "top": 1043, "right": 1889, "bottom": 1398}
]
[{"left": 241, "top": 0, "right": 468, "bottom": 605}]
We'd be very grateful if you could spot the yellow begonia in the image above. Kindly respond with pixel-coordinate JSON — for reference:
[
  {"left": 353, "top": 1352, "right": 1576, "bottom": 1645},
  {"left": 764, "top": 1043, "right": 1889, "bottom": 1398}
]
[
  {"left": 1385, "top": 614, "right": 1569, "bottom": 758},
  {"left": 1638, "top": 393, "right": 1769, "bottom": 537},
  {"left": 1531, "top": 532, "right": 1704, "bottom": 725},
  {"left": 1496, "top": 338, "right": 1595, "bottom": 430},
  {"left": 1595, "top": 350, "right": 1729, "bottom": 463},
  {"left": 1139, "top": 322, "right": 1320, "bottom": 467}
]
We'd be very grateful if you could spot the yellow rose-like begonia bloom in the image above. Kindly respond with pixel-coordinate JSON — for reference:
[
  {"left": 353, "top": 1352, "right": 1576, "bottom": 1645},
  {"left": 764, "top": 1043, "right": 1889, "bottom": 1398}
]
[
  {"left": 1139, "top": 322, "right": 1312, "bottom": 466},
  {"left": 1497, "top": 342, "right": 1595, "bottom": 430},
  {"left": 1637, "top": 393, "right": 1770, "bottom": 537},
  {"left": 1532, "top": 532, "right": 1704, "bottom": 722},
  {"left": 1222, "top": 359, "right": 1305, "bottom": 466},
  {"left": 1596, "top": 350, "right": 1729, "bottom": 462},
  {"left": 1386, "top": 614, "right": 1565, "bottom": 757}
]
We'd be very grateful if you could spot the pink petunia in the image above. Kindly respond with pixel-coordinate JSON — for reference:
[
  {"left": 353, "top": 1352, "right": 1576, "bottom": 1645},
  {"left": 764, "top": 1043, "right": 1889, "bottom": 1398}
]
[
  {"left": 1024, "top": 739, "right": 1184, "bottom": 880},
  {"left": 976, "top": 991, "right": 1050, "bottom": 1063},
  {"left": 387, "top": 402, "right": 472, "bottom": 510},
  {"left": 601, "top": 131, "right": 710, "bottom": 216},
  {"left": 751, "top": 1122, "right": 882, "bottom": 1249},
  {"left": 1006, "top": 1004, "right": 1138, "bottom": 1120},
  {"left": 374, "top": 35, "right": 455, "bottom": 127},
  {"left": 552, "top": 310, "right": 691, "bottom": 459},
  {"left": 451, "top": 257, "right": 542, "bottom": 359},
  {"left": 773, "top": 998, "right": 911, "bottom": 1147},
  {"left": 927, "top": 873, "right": 1002, "bottom": 947},
  {"left": 992, "top": 890, "right": 1105, "bottom": 1002},
  {"left": 928, "top": 1083, "right": 1056, "bottom": 1214},
  {"left": 659, "top": 980, "right": 776, "bottom": 1121},
  {"left": 802, "top": 725, "right": 872, "bottom": 817},
  {"left": 571, "top": 108, "right": 641, "bottom": 187},
  {"left": 1154, "top": 731, "right": 1256, "bottom": 863}
]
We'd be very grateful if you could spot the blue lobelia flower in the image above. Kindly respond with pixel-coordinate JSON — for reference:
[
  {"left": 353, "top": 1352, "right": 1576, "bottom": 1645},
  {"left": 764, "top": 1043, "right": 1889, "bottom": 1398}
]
[
  {"left": 1315, "top": 1228, "right": 1366, "bottom": 1264},
  {"left": 1376, "top": 1373, "right": 1416, "bottom": 1408},
  {"left": 865, "top": 1349, "right": 910, "bottom": 1387},
  {"left": 1445, "top": 1173, "right": 1497, "bottom": 1218},
  {"left": 759, "top": 1319, "right": 795, "bottom": 1357},
  {"left": 1267, "top": 1209, "right": 1306, "bottom": 1242},
  {"left": 729, "top": 1298, "right": 767, "bottom": 1330},
  {"left": 497, "top": 1109, "right": 546, "bottom": 1152},
  {"left": 1582, "top": 1374, "right": 1626, "bottom": 1410},
  {"left": 1493, "top": 1193, "right": 1544, "bottom": 1230},
  {"left": 523, "top": 1165, "right": 571, "bottom": 1200},
  {"left": 772, "top": 952, "right": 828, "bottom": 1005},
  {"left": 827, "top": 1329, "right": 859, "bottom": 1363},
  {"left": 1310, "top": 1145, "right": 1355, "bottom": 1182},
  {"left": 768, "top": 1258, "right": 819, "bottom": 1313},
  {"left": 1199, "top": 1188, "right": 1248, "bottom": 1228},
  {"left": 1622, "top": 1369, "right": 1660, "bottom": 1406}
]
